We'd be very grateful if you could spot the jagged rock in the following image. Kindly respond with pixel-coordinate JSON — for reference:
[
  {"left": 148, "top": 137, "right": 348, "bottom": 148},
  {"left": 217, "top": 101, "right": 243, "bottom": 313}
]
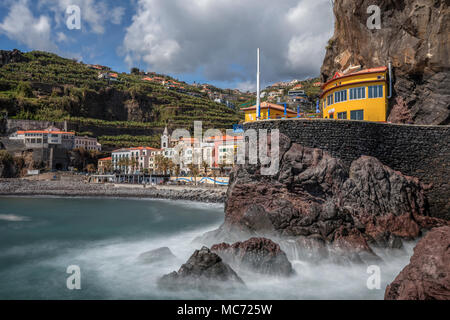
[
  {"left": 211, "top": 134, "right": 448, "bottom": 263},
  {"left": 157, "top": 247, "right": 244, "bottom": 291},
  {"left": 138, "top": 247, "right": 176, "bottom": 264},
  {"left": 385, "top": 226, "right": 450, "bottom": 300},
  {"left": 211, "top": 238, "right": 294, "bottom": 276},
  {"left": 0, "top": 49, "right": 29, "bottom": 67},
  {"left": 321, "top": 0, "right": 450, "bottom": 125}
]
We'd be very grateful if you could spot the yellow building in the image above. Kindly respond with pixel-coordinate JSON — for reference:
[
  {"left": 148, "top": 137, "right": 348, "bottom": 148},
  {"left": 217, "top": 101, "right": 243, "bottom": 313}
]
[
  {"left": 320, "top": 66, "right": 389, "bottom": 121},
  {"left": 242, "top": 102, "right": 297, "bottom": 122}
]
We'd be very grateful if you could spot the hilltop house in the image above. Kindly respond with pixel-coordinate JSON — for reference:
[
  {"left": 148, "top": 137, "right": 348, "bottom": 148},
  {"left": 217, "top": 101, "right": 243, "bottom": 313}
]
[
  {"left": 241, "top": 102, "right": 297, "bottom": 122},
  {"left": 320, "top": 66, "right": 389, "bottom": 121},
  {"left": 74, "top": 136, "right": 101, "bottom": 151}
]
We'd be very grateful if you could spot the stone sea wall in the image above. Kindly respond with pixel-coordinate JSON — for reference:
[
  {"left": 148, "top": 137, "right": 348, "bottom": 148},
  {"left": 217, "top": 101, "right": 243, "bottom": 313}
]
[{"left": 244, "top": 119, "right": 450, "bottom": 219}]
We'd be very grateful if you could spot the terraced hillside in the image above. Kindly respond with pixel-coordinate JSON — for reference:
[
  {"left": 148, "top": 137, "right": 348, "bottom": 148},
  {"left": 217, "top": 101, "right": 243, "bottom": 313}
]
[{"left": 0, "top": 50, "right": 244, "bottom": 148}]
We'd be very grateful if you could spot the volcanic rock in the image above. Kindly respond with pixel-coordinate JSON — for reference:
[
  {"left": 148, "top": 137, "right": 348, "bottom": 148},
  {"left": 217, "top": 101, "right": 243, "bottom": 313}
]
[
  {"left": 138, "top": 247, "right": 177, "bottom": 264},
  {"left": 211, "top": 237, "right": 294, "bottom": 276},
  {"left": 321, "top": 0, "right": 450, "bottom": 125},
  {"left": 385, "top": 226, "right": 450, "bottom": 300},
  {"left": 157, "top": 247, "right": 244, "bottom": 291},
  {"left": 207, "top": 134, "right": 448, "bottom": 263},
  {"left": 0, "top": 49, "right": 29, "bottom": 67}
]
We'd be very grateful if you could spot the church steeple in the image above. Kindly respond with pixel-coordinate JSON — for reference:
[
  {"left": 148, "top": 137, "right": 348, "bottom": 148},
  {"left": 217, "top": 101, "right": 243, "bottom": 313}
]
[{"left": 161, "top": 126, "right": 169, "bottom": 149}]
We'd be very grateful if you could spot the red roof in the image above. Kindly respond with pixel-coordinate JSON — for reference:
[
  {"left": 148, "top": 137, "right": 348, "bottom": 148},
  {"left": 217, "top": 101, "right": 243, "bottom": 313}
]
[
  {"left": 99, "top": 157, "right": 112, "bottom": 161},
  {"left": 241, "top": 102, "right": 297, "bottom": 114},
  {"left": 322, "top": 66, "right": 387, "bottom": 89},
  {"left": 17, "top": 130, "right": 75, "bottom": 135}
]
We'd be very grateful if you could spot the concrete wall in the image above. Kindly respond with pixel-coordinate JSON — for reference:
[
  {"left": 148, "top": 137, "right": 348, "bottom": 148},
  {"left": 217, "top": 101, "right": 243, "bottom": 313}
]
[{"left": 244, "top": 119, "right": 450, "bottom": 219}]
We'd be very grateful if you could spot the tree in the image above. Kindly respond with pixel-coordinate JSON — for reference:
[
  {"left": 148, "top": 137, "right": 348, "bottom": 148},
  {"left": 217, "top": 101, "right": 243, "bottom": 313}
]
[
  {"left": 201, "top": 160, "right": 209, "bottom": 176},
  {"left": 131, "top": 67, "right": 140, "bottom": 75},
  {"left": 218, "top": 163, "right": 226, "bottom": 176},
  {"left": 187, "top": 163, "right": 199, "bottom": 185},
  {"left": 130, "top": 157, "right": 138, "bottom": 173},
  {"left": 16, "top": 81, "right": 34, "bottom": 98},
  {"left": 173, "top": 164, "right": 181, "bottom": 183},
  {"left": 103, "top": 159, "right": 112, "bottom": 174},
  {"left": 86, "top": 163, "right": 96, "bottom": 174},
  {"left": 117, "top": 157, "right": 130, "bottom": 173}
]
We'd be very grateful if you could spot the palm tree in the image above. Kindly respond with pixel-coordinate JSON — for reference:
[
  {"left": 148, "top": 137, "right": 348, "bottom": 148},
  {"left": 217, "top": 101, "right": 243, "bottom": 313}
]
[
  {"left": 154, "top": 154, "right": 166, "bottom": 174},
  {"left": 218, "top": 162, "right": 226, "bottom": 176},
  {"left": 117, "top": 158, "right": 130, "bottom": 174},
  {"left": 103, "top": 159, "right": 112, "bottom": 174},
  {"left": 201, "top": 160, "right": 209, "bottom": 176},
  {"left": 130, "top": 157, "right": 138, "bottom": 174},
  {"left": 173, "top": 164, "right": 181, "bottom": 183},
  {"left": 188, "top": 163, "right": 199, "bottom": 185}
]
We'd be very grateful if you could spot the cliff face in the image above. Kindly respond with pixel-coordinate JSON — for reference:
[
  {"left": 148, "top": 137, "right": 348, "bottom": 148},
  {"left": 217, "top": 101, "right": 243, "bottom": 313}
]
[
  {"left": 321, "top": 0, "right": 450, "bottom": 125},
  {"left": 205, "top": 133, "right": 449, "bottom": 263},
  {"left": 385, "top": 226, "right": 450, "bottom": 300}
]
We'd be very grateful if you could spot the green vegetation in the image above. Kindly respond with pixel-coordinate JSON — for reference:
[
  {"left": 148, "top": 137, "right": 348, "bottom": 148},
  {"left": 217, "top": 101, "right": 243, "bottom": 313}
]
[
  {"left": 98, "top": 135, "right": 161, "bottom": 149},
  {"left": 0, "top": 50, "right": 244, "bottom": 148}
]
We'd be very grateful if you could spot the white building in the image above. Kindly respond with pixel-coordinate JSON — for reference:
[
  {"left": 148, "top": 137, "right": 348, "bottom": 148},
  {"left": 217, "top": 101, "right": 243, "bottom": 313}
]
[
  {"left": 74, "top": 136, "right": 101, "bottom": 151},
  {"left": 10, "top": 128, "right": 75, "bottom": 149}
]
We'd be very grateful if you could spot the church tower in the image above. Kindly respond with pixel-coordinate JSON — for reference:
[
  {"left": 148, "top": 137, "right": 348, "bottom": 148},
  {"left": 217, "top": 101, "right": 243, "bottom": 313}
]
[{"left": 161, "top": 126, "right": 169, "bottom": 149}]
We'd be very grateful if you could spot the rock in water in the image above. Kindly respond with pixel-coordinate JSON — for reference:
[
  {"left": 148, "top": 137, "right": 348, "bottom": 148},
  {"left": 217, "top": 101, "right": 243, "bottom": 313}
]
[
  {"left": 215, "top": 134, "right": 448, "bottom": 263},
  {"left": 385, "top": 226, "right": 450, "bottom": 300},
  {"left": 211, "top": 238, "right": 294, "bottom": 277},
  {"left": 138, "top": 247, "right": 176, "bottom": 264},
  {"left": 157, "top": 247, "right": 245, "bottom": 291},
  {"left": 321, "top": 0, "right": 450, "bottom": 125}
]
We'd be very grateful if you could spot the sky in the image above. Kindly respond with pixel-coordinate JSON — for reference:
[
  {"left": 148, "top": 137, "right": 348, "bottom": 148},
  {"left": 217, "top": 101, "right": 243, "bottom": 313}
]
[{"left": 0, "top": 0, "right": 334, "bottom": 90}]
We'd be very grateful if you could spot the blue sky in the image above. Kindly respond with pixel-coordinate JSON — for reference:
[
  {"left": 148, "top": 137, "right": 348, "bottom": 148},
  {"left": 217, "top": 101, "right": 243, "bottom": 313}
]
[{"left": 0, "top": 0, "right": 334, "bottom": 90}]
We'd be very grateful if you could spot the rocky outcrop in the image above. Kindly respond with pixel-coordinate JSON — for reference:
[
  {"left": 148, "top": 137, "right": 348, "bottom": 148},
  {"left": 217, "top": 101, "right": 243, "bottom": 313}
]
[
  {"left": 205, "top": 134, "right": 448, "bottom": 263},
  {"left": 321, "top": 0, "right": 450, "bottom": 125},
  {"left": 157, "top": 247, "right": 244, "bottom": 291},
  {"left": 211, "top": 238, "right": 294, "bottom": 276},
  {"left": 0, "top": 49, "right": 29, "bottom": 67},
  {"left": 138, "top": 247, "right": 177, "bottom": 264},
  {"left": 385, "top": 226, "right": 450, "bottom": 300}
]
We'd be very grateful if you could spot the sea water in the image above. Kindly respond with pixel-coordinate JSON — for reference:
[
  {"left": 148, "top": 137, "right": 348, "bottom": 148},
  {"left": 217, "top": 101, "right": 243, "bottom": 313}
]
[{"left": 0, "top": 196, "right": 414, "bottom": 300}]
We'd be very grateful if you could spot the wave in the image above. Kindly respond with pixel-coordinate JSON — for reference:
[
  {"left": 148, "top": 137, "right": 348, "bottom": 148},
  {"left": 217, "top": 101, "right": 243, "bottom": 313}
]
[{"left": 0, "top": 214, "right": 30, "bottom": 222}]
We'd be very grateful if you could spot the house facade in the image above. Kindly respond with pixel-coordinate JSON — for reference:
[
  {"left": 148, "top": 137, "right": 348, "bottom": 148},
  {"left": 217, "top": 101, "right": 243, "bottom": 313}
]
[{"left": 320, "top": 66, "right": 389, "bottom": 121}]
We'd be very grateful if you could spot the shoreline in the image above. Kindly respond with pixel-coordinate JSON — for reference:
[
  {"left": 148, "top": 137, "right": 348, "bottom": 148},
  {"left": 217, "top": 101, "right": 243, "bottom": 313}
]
[{"left": 0, "top": 179, "right": 227, "bottom": 203}]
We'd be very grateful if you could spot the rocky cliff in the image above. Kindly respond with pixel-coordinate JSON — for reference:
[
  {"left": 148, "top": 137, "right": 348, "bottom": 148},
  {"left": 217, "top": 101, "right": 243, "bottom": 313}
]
[
  {"left": 385, "top": 226, "right": 450, "bottom": 300},
  {"left": 200, "top": 134, "right": 448, "bottom": 263},
  {"left": 321, "top": 0, "right": 450, "bottom": 125}
]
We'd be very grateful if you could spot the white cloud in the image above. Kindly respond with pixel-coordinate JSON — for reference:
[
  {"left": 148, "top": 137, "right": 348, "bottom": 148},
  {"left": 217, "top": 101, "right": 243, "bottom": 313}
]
[
  {"left": 0, "top": 0, "right": 57, "bottom": 51},
  {"left": 121, "top": 0, "right": 334, "bottom": 87},
  {"left": 56, "top": 32, "right": 68, "bottom": 43},
  {"left": 111, "top": 7, "right": 126, "bottom": 25}
]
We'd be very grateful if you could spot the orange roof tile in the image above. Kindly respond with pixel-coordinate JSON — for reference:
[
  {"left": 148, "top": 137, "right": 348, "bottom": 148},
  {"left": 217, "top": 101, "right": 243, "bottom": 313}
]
[
  {"left": 241, "top": 102, "right": 297, "bottom": 114},
  {"left": 17, "top": 130, "right": 75, "bottom": 135},
  {"left": 323, "top": 66, "right": 387, "bottom": 88}
]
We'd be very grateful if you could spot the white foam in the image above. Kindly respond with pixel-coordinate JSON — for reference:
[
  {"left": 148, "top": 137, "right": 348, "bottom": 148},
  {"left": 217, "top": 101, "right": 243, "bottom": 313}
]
[{"left": 0, "top": 214, "right": 30, "bottom": 222}]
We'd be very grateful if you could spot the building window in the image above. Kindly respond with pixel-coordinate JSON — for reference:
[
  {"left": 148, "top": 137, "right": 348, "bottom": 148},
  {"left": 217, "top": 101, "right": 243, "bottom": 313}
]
[
  {"left": 350, "top": 110, "right": 364, "bottom": 120},
  {"left": 368, "top": 85, "right": 383, "bottom": 98},
  {"left": 326, "top": 94, "right": 333, "bottom": 106},
  {"left": 334, "top": 90, "right": 347, "bottom": 103},
  {"left": 329, "top": 113, "right": 334, "bottom": 119},
  {"left": 337, "top": 112, "right": 347, "bottom": 119},
  {"left": 349, "top": 87, "right": 366, "bottom": 100}
]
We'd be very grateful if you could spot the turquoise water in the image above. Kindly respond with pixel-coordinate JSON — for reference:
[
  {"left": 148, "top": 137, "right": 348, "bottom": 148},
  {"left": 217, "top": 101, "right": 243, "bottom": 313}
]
[
  {"left": 0, "top": 196, "right": 413, "bottom": 300},
  {"left": 0, "top": 196, "right": 224, "bottom": 299}
]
